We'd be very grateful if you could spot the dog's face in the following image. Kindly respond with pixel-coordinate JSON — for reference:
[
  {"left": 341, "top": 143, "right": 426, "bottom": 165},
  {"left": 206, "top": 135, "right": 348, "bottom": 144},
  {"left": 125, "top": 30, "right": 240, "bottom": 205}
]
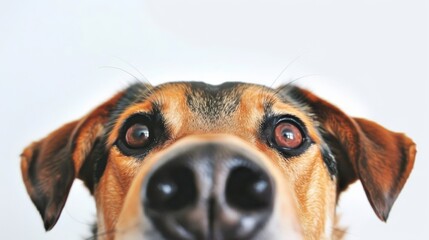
[{"left": 21, "top": 82, "right": 416, "bottom": 240}]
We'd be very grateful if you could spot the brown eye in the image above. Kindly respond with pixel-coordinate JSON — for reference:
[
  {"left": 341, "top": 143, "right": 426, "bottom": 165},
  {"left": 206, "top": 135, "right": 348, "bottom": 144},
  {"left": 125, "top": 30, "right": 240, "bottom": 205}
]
[
  {"left": 274, "top": 122, "right": 303, "bottom": 149},
  {"left": 125, "top": 123, "right": 150, "bottom": 148}
]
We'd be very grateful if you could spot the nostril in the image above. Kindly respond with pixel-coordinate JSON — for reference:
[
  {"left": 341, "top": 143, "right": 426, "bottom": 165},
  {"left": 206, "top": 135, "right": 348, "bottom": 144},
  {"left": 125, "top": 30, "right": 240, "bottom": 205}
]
[
  {"left": 225, "top": 166, "right": 273, "bottom": 211},
  {"left": 146, "top": 164, "right": 197, "bottom": 212}
]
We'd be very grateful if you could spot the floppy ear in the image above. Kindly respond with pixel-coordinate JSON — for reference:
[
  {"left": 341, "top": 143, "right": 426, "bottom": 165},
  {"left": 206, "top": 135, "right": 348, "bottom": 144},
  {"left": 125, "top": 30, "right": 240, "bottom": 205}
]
[
  {"left": 286, "top": 86, "right": 416, "bottom": 221},
  {"left": 20, "top": 91, "right": 124, "bottom": 231}
]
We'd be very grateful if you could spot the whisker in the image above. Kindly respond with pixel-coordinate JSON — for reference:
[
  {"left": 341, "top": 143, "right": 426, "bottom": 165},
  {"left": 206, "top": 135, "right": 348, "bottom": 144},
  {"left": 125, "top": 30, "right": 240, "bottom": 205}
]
[
  {"left": 271, "top": 73, "right": 319, "bottom": 98},
  {"left": 85, "top": 228, "right": 117, "bottom": 240},
  {"left": 99, "top": 65, "right": 156, "bottom": 96},
  {"left": 111, "top": 56, "right": 153, "bottom": 86},
  {"left": 99, "top": 66, "right": 143, "bottom": 83},
  {"left": 331, "top": 226, "right": 361, "bottom": 240},
  {"left": 289, "top": 74, "right": 319, "bottom": 85},
  {"left": 86, "top": 220, "right": 141, "bottom": 240},
  {"left": 257, "top": 56, "right": 301, "bottom": 106},
  {"left": 269, "top": 56, "right": 301, "bottom": 88},
  {"left": 64, "top": 208, "right": 93, "bottom": 227}
]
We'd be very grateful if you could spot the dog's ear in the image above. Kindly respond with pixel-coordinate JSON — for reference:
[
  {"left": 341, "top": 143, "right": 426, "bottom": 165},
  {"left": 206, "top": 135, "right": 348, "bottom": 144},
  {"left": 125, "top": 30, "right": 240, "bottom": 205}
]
[
  {"left": 20, "top": 91, "right": 125, "bottom": 231},
  {"left": 285, "top": 86, "right": 416, "bottom": 221}
]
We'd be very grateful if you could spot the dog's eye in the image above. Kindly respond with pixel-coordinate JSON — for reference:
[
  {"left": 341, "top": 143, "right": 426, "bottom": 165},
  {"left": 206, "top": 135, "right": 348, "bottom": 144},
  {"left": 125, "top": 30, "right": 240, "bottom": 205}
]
[
  {"left": 273, "top": 121, "right": 303, "bottom": 149},
  {"left": 125, "top": 123, "right": 151, "bottom": 148},
  {"left": 117, "top": 113, "right": 168, "bottom": 156}
]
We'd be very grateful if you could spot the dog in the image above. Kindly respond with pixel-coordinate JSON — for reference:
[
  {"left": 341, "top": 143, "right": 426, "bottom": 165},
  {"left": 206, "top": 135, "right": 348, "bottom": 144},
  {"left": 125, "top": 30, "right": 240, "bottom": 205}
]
[{"left": 21, "top": 81, "right": 416, "bottom": 240}]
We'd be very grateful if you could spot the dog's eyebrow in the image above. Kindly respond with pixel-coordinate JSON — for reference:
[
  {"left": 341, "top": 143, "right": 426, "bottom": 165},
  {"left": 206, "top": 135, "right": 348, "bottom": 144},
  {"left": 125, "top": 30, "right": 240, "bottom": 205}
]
[{"left": 106, "top": 83, "right": 153, "bottom": 131}]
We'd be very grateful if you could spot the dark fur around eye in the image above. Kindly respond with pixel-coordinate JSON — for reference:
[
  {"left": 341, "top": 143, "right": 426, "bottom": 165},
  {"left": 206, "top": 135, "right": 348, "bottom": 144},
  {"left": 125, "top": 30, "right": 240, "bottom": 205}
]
[
  {"left": 260, "top": 115, "right": 313, "bottom": 158},
  {"left": 116, "top": 111, "right": 168, "bottom": 158}
]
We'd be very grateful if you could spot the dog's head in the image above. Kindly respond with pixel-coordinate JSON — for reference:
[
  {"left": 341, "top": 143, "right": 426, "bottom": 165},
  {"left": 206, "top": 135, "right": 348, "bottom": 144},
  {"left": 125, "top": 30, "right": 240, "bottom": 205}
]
[{"left": 21, "top": 82, "right": 416, "bottom": 239}]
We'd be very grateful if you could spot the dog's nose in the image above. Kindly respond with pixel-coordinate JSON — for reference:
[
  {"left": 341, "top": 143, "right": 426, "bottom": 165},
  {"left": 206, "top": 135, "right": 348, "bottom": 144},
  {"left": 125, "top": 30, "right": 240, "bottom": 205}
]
[{"left": 143, "top": 143, "right": 274, "bottom": 240}]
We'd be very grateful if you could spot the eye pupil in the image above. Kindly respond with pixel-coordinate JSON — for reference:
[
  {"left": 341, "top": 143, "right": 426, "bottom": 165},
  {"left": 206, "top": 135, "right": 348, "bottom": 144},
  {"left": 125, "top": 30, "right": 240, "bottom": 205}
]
[
  {"left": 283, "top": 130, "right": 294, "bottom": 140},
  {"left": 125, "top": 123, "right": 150, "bottom": 148},
  {"left": 274, "top": 122, "right": 303, "bottom": 149}
]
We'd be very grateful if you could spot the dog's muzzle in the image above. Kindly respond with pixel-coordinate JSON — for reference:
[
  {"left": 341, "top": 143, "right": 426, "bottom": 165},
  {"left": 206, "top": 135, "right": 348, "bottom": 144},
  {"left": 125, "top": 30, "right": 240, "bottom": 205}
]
[
  {"left": 144, "top": 143, "right": 273, "bottom": 239},
  {"left": 115, "top": 135, "right": 303, "bottom": 240}
]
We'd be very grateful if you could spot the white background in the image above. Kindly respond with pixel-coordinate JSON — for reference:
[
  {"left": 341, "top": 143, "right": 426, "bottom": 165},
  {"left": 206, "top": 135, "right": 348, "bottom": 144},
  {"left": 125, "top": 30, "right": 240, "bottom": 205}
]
[{"left": 0, "top": 0, "right": 428, "bottom": 239}]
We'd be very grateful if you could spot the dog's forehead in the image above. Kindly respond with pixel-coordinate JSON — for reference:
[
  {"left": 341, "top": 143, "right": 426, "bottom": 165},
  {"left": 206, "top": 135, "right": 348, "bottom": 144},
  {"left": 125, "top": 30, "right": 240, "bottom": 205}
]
[
  {"left": 185, "top": 82, "right": 243, "bottom": 120},
  {"left": 118, "top": 81, "right": 276, "bottom": 116},
  {"left": 152, "top": 82, "right": 312, "bottom": 121},
  {"left": 151, "top": 81, "right": 289, "bottom": 113}
]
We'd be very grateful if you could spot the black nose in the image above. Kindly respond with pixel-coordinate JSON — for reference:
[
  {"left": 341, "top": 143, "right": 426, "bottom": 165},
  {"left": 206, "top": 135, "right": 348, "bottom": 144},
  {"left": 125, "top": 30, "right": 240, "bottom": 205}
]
[{"left": 143, "top": 143, "right": 274, "bottom": 240}]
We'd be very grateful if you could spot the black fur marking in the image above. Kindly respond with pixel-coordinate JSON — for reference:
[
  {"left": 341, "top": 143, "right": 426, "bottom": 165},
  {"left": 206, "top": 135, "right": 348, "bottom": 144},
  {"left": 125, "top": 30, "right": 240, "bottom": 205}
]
[
  {"left": 320, "top": 143, "right": 338, "bottom": 178},
  {"left": 321, "top": 131, "right": 355, "bottom": 191},
  {"left": 186, "top": 82, "right": 242, "bottom": 121},
  {"left": 389, "top": 139, "right": 409, "bottom": 198},
  {"left": 84, "top": 138, "right": 109, "bottom": 190},
  {"left": 77, "top": 139, "right": 98, "bottom": 194},
  {"left": 27, "top": 146, "right": 49, "bottom": 220},
  {"left": 92, "top": 223, "right": 98, "bottom": 240}
]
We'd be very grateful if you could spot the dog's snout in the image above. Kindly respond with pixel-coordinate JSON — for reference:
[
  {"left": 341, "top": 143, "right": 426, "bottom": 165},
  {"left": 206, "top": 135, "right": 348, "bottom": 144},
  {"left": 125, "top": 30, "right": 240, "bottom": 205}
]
[{"left": 143, "top": 143, "right": 274, "bottom": 240}]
